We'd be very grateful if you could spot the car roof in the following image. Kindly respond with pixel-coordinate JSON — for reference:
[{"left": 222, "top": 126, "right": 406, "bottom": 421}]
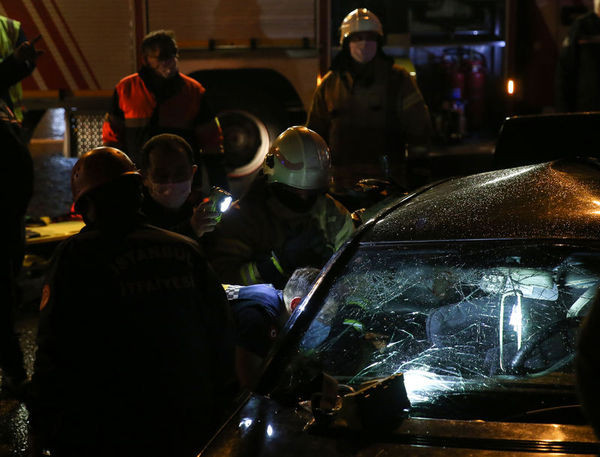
[{"left": 362, "top": 158, "right": 600, "bottom": 243}]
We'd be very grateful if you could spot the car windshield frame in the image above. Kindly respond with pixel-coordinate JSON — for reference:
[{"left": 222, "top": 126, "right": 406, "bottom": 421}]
[{"left": 260, "top": 238, "right": 600, "bottom": 423}]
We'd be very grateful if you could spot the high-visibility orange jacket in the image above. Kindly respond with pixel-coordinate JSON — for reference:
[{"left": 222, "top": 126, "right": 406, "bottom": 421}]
[{"left": 102, "top": 68, "right": 222, "bottom": 166}]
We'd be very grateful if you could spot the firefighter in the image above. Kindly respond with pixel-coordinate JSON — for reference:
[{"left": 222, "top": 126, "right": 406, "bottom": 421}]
[
  {"left": 102, "top": 29, "right": 227, "bottom": 189},
  {"left": 139, "top": 133, "right": 220, "bottom": 240},
  {"left": 556, "top": 0, "right": 600, "bottom": 112},
  {"left": 0, "top": 15, "right": 41, "bottom": 122},
  {"left": 306, "top": 8, "right": 432, "bottom": 192},
  {"left": 225, "top": 267, "right": 320, "bottom": 389},
  {"left": 29, "top": 147, "right": 235, "bottom": 457},
  {"left": 205, "top": 126, "right": 354, "bottom": 288},
  {"left": 0, "top": 97, "right": 32, "bottom": 398},
  {"left": 0, "top": 19, "right": 39, "bottom": 398}
]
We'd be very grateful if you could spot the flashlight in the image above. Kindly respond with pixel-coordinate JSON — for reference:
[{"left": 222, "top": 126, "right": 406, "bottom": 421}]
[{"left": 208, "top": 187, "right": 233, "bottom": 222}]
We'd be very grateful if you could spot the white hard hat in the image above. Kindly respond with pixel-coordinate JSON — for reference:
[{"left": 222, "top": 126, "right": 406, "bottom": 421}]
[
  {"left": 263, "top": 126, "right": 331, "bottom": 191},
  {"left": 339, "top": 8, "right": 383, "bottom": 45}
]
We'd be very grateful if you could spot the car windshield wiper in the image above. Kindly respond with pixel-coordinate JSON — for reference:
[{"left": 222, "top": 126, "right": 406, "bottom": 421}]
[{"left": 503, "top": 404, "right": 586, "bottom": 424}]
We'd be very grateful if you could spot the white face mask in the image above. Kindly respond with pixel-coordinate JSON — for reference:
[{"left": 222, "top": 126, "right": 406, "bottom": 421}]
[
  {"left": 148, "top": 179, "right": 191, "bottom": 209},
  {"left": 349, "top": 40, "right": 377, "bottom": 64}
]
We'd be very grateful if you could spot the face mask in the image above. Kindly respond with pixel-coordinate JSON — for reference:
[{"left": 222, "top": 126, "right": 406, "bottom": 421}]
[
  {"left": 349, "top": 40, "right": 377, "bottom": 64},
  {"left": 148, "top": 179, "right": 191, "bottom": 209}
]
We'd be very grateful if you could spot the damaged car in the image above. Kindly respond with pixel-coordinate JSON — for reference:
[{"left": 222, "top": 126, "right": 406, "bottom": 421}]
[{"left": 201, "top": 157, "right": 600, "bottom": 456}]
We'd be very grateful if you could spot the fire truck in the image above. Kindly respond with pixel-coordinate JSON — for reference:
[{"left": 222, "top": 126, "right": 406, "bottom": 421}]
[
  {"left": 2, "top": 0, "right": 329, "bottom": 191},
  {"left": 3, "top": 0, "right": 586, "bottom": 176}
]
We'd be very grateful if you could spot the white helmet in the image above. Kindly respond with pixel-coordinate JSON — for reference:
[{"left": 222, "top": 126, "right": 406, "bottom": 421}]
[
  {"left": 339, "top": 8, "right": 383, "bottom": 45},
  {"left": 263, "top": 126, "right": 331, "bottom": 191}
]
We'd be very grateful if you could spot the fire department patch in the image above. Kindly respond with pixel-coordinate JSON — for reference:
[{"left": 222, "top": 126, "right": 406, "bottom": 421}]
[{"left": 40, "top": 284, "right": 50, "bottom": 311}]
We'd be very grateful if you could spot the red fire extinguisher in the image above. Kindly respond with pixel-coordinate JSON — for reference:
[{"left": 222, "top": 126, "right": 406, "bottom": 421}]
[
  {"left": 440, "top": 48, "right": 467, "bottom": 139},
  {"left": 464, "top": 51, "right": 487, "bottom": 130},
  {"left": 442, "top": 49, "right": 465, "bottom": 101}
]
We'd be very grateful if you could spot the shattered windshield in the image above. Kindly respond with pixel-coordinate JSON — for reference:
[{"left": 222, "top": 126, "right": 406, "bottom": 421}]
[{"left": 291, "top": 242, "right": 600, "bottom": 419}]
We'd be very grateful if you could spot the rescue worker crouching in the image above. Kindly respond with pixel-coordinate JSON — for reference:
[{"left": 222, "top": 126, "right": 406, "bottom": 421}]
[
  {"left": 306, "top": 8, "right": 432, "bottom": 192},
  {"left": 226, "top": 267, "right": 321, "bottom": 389},
  {"left": 205, "top": 126, "right": 355, "bottom": 289},
  {"left": 29, "top": 147, "right": 236, "bottom": 457}
]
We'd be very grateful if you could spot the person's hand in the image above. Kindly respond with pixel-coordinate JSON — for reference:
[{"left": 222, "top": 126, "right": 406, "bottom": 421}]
[
  {"left": 275, "top": 226, "right": 329, "bottom": 271},
  {"left": 190, "top": 200, "right": 220, "bottom": 238},
  {"left": 14, "top": 35, "right": 43, "bottom": 65}
]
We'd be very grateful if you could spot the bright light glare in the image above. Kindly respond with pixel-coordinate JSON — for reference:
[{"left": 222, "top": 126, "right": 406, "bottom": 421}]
[
  {"left": 238, "top": 418, "right": 253, "bottom": 429},
  {"left": 266, "top": 424, "right": 274, "bottom": 437},
  {"left": 509, "top": 300, "right": 523, "bottom": 349},
  {"left": 401, "top": 370, "right": 456, "bottom": 403},
  {"left": 316, "top": 75, "right": 323, "bottom": 86},
  {"left": 507, "top": 79, "right": 515, "bottom": 95},
  {"left": 480, "top": 166, "right": 535, "bottom": 187},
  {"left": 220, "top": 196, "right": 233, "bottom": 213}
]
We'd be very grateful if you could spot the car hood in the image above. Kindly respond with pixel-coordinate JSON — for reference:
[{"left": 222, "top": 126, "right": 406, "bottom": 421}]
[
  {"left": 200, "top": 394, "right": 599, "bottom": 456},
  {"left": 364, "top": 159, "right": 600, "bottom": 242}
]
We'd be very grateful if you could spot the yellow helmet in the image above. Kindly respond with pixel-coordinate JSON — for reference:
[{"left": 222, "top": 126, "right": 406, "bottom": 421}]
[
  {"left": 339, "top": 8, "right": 383, "bottom": 45},
  {"left": 263, "top": 126, "right": 330, "bottom": 190}
]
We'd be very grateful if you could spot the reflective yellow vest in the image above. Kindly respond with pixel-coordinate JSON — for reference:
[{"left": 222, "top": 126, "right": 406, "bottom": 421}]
[{"left": 0, "top": 16, "right": 25, "bottom": 121}]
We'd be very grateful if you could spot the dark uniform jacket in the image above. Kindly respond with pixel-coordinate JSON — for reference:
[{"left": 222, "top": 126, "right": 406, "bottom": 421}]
[
  {"left": 556, "top": 12, "right": 600, "bottom": 112},
  {"left": 205, "top": 177, "right": 355, "bottom": 286},
  {"left": 31, "top": 221, "right": 235, "bottom": 452},
  {"left": 225, "top": 283, "right": 287, "bottom": 357},
  {"left": 307, "top": 54, "right": 431, "bottom": 190},
  {"left": 0, "top": 96, "right": 32, "bottom": 384}
]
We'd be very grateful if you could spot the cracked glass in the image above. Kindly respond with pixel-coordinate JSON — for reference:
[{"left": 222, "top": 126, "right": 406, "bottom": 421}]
[{"left": 291, "top": 241, "right": 600, "bottom": 420}]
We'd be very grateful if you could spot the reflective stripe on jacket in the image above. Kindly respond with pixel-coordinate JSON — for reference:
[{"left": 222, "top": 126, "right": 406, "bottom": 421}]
[{"left": 206, "top": 177, "right": 355, "bottom": 285}]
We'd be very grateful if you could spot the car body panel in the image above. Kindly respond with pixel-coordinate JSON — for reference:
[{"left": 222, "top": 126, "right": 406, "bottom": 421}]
[
  {"left": 202, "top": 394, "right": 599, "bottom": 456},
  {"left": 202, "top": 159, "right": 600, "bottom": 456},
  {"left": 364, "top": 160, "right": 600, "bottom": 242}
]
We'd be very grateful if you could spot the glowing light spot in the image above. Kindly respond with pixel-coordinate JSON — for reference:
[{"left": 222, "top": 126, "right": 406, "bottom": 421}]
[
  {"left": 480, "top": 166, "right": 535, "bottom": 187},
  {"left": 507, "top": 79, "right": 515, "bottom": 95},
  {"left": 267, "top": 424, "right": 274, "bottom": 437},
  {"left": 220, "top": 196, "right": 233, "bottom": 212},
  {"left": 238, "top": 418, "right": 253, "bottom": 429}
]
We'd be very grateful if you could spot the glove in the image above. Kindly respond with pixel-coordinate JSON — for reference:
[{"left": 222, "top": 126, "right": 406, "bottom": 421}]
[
  {"left": 275, "top": 226, "right": 329, "bottom": 272},
  {"left": 255, "top": 226, "right": 329, "bottom": 289}
]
